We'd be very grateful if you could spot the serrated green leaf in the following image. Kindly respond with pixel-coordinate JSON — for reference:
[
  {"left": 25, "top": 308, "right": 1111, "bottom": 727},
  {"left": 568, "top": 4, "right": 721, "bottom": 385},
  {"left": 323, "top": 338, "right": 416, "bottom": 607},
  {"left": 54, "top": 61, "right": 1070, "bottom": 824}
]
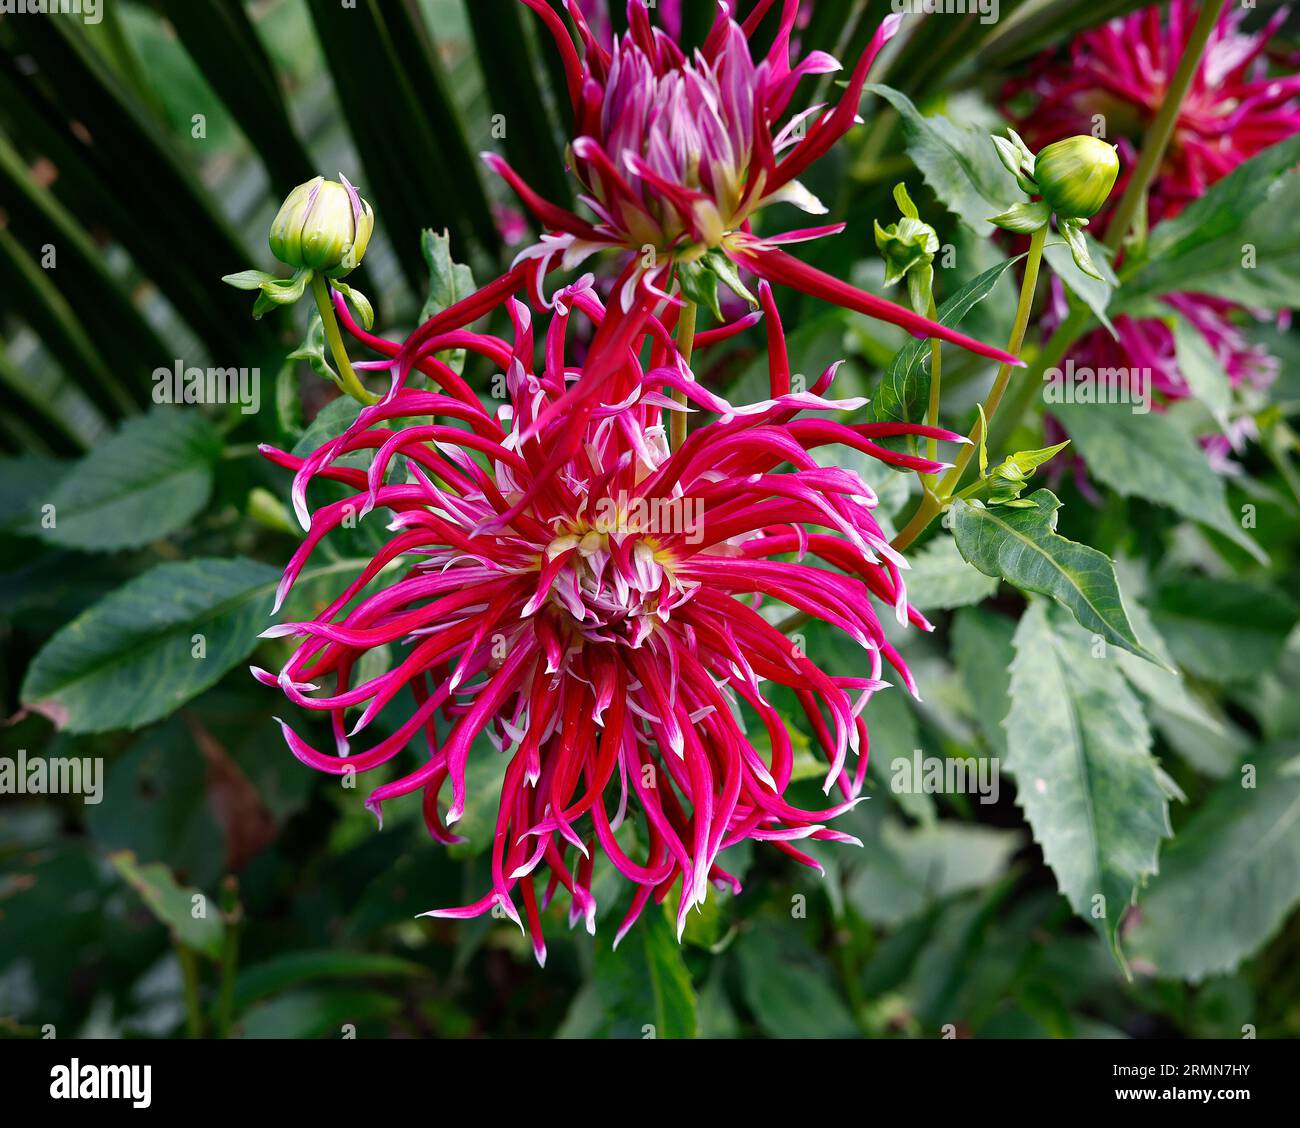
[
  {"left": 951, "top": 489, "right": 1161, "bottom": 665},
  {"left": 20, "top": 557, "right": 281, "bottom": 733},
  {"left": 1128, "top": 743, "right": 1300, "bottom": 981},
  {"left": 292, "top": 397, "right": 364, "bottom": 459},
  {"left": 39, "top": 410, "right": 221, "bottom": 551},
  {"left": 1005, "top": 602, "right": 1171, "bottom": 966},
  {"left": 419, "top": 228, "right": 477, "bottom": 375},
  {"left": 872, "top": 255, "right": 1022, "bottom": 424},
  {"left": 736, "top": 920, "right": 857, "bottom": 1038},
  {"left": 1051, "top": 400, "right": 1266, "bottom": 563}
]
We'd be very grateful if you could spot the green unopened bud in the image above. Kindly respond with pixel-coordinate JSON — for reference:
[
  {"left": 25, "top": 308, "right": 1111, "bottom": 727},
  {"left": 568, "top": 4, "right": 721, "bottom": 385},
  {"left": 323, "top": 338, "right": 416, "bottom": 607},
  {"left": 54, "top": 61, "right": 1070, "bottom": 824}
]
[
  {"left": 1032, "top": 136, "right": 1119, "bottom": 220},
  {"left": 269, "top": 175, "right": 374, "bottom": 278},
  {"left": 875, "top": 183, "right": 939, "bottom": 315}
]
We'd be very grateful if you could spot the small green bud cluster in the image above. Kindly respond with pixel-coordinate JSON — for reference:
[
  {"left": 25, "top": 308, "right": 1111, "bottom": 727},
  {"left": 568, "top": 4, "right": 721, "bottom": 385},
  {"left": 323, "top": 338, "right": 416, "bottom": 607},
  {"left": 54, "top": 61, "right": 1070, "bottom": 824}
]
[{"left": 874, "top": 183, "right": 940, "bottom": 316}]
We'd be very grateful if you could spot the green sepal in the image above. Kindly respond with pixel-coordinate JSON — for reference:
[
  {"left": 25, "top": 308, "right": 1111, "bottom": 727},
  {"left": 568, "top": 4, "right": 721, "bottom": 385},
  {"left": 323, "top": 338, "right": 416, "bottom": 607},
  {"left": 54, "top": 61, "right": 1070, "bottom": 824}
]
[
  {"left": 331, "top": 280, "right": 374, "bottom": 331},
  {"left": 982, "top": 439, "right": 1071, "bottom": 506},
  {"left": 892, "top": 181, "right": 921, "bottom": 220},
  {"left": 222, "top": 269, "right": 279, "bottom": 291},
  {"left": 988, "top": 200, "right": 1051, "bottom": 234},
  {"left": 1060, "top": 219, "right": 1104, "bottom": 281},
  {"left": 250, "top": 268, "right": 313, "bottom": 320},
  {"left": 677, "top": 258, "right": 724, "bottom": 323},
  {"left": 705, "top": 249, "right": 758, "bottom": 309},
  {"left": 906, "top": 264, "right": 934, "bottom": 318}
]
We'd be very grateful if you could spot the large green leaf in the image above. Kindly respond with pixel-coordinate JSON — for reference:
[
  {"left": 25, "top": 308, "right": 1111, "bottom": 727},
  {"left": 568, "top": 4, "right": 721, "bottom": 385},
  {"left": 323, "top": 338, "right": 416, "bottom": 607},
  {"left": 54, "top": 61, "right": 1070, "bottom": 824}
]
[
  {"left": 1171, "top": 315, "right": 1233, "bottom": 430},
  {"left": 1005, "top": 602, "right": 1171, "bottom": 964},
  {"left": 951, "top": 489, "right": 1160, "bottom": 665},
  {"left": 903, "top": 531, "right": 998, "bottom": 609},
  {"left": 866, "top": 85, "right": 1016, "bottom": 237},
  {"left": 1129, "top": 743, "right": 1300, "bottom": 982},
  {"left": 419, "top": 229, "right": 478, "bottom": 373},
  {"left": 1117, "top": 135, "right": 1300, "bottom": 313},
  {"left": 20, "top": 557, "right": 281, "bottom": 734},
  {"left": 558, "top": 909, "right": 697, "bottom": 1038},
  {"left": 1147, "top": 575, "right": 1300, "bottom": 684},
  {"left": 1051, "top": 400, "right": 1265, "bottom": 563},
  {"left": 871, "top": 255, "right": 1022, "bottom": 424},
  {"left": 39, "top": 410, "right": 221, "bottom": 551}
]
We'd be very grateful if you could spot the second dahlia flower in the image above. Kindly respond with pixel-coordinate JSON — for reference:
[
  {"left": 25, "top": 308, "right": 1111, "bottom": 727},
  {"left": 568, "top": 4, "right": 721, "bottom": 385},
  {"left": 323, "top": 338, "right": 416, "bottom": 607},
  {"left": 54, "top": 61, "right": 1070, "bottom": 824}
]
[
  {"left": 493, "top": 0, "right": 1019, "bottom": 366},
  {"left": 254, "top": 276, "right": 962, "bottom": 962}
]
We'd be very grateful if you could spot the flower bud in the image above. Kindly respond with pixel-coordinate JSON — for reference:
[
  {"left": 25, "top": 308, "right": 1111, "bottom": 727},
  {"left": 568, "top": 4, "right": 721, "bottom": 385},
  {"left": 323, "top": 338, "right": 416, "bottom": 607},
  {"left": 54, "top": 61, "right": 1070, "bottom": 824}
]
[
  {"left": 269, "top": 175, "right": 374, "bottom": 278},
  {"left": 1032, "top": 136, "right": 1119, "bottom": 220}
]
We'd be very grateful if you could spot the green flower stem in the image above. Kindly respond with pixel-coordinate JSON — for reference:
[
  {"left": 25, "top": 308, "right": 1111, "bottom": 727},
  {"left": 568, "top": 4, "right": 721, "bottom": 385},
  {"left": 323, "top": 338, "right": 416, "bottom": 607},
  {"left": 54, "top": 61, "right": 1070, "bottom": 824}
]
[
  {"left": 924, "top": 293, "right": 943, "bottom": 481},
  {"left": 214, "top": 876, "right": 242, "bottom": 1039},
  {"left": 671, "top": 299, "right": 698, "bottom": 452},
  {"left": 177, "top": 944, "right": 203, "bottom": 1039},
  {"left": 311, "top": 273, "right": 378, "bottom": 406},
  {"left": 986, "top": 0, "right": 1228, "bottom": 455},
  {"left": 892, "top": 224, "right": 1048, "bottom": 553}
]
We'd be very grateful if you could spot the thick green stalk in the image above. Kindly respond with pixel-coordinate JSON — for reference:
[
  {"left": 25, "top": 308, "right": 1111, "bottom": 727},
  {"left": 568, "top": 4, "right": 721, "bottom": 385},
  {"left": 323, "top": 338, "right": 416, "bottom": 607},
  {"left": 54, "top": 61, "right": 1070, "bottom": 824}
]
[{"left": 311, "top": 273, "right": 378, "bottom": 405}]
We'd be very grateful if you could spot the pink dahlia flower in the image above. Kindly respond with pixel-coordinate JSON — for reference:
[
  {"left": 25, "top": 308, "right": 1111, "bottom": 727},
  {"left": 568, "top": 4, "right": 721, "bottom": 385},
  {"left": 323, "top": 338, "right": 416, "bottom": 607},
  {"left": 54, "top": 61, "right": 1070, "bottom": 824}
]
[
  {"left": 496, "top": 0, "right": 1020, "bottom": 366},
  {"left": 254, "top": 277, "right": 962, "bottom": 961},
  {"left": 1009, "top": 0, "right": 1300, "bottom": 229}
]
